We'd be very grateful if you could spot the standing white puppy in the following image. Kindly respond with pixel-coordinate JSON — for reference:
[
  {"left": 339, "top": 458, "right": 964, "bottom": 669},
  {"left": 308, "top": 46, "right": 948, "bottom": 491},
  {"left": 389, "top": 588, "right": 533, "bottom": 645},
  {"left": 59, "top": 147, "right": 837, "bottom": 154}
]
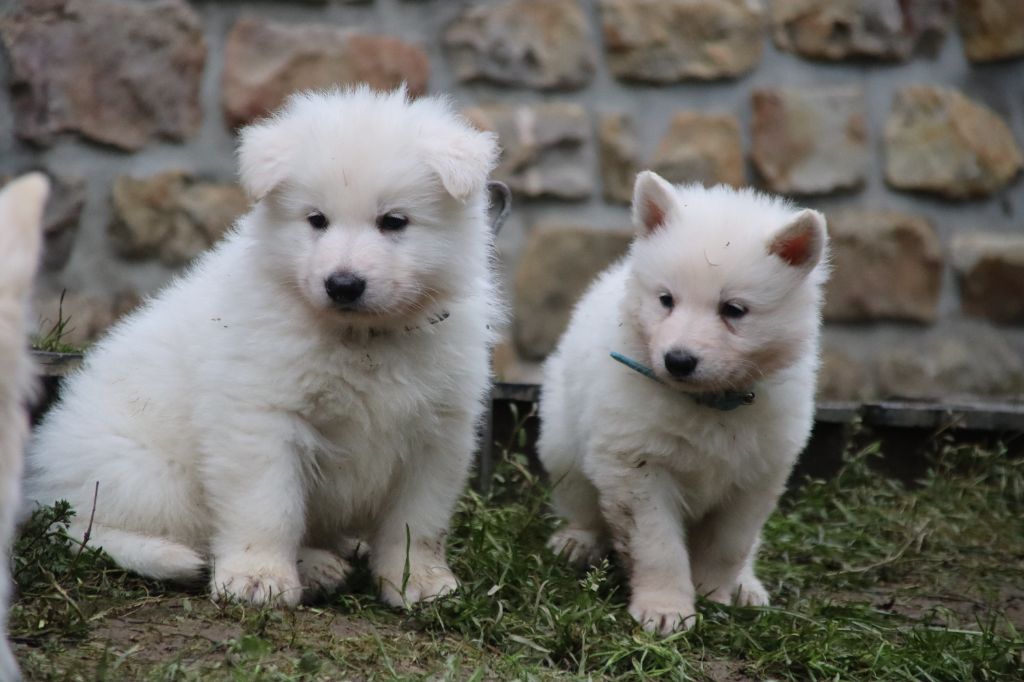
[
  {"left": 0, "top": 173, "right": 49, "bottom": 682},
  {"left": 539, "top": 171, "right": 829, "bottom": 634},
  {"left": 26, "top": 88, "right": 500, "bottom": 608}
]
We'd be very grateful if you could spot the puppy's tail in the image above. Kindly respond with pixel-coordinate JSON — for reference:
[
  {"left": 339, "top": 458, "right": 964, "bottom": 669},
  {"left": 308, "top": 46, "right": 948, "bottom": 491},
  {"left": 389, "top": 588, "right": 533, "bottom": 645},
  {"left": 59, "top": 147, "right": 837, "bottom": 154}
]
[{"left": 71, "top": 523, "right": 206, "bottom": 582}]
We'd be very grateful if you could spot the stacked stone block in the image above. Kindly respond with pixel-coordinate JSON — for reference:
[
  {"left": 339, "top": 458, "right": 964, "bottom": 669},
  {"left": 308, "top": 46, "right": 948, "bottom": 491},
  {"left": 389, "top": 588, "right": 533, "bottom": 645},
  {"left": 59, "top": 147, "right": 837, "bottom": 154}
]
[{"left": 1, "top": 0, "right": 1023, "bottom": 403}]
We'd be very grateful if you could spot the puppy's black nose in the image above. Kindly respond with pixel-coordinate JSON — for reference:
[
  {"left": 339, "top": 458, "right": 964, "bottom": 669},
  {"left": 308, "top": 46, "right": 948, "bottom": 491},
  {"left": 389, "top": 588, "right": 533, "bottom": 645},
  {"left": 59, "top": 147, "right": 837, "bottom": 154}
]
[
  {"left": 664, "top": 350, "right": 699, "bottom": 378},
  {"left": 324, "top": 272, "right": 366, "bottom": 305}
]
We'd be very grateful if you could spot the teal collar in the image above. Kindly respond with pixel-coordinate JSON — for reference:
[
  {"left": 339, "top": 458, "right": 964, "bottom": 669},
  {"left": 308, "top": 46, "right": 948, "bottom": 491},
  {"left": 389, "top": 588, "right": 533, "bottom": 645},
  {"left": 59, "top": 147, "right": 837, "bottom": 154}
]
[{"left": 609, "top": 351, "right": 755, "bottom": 412}]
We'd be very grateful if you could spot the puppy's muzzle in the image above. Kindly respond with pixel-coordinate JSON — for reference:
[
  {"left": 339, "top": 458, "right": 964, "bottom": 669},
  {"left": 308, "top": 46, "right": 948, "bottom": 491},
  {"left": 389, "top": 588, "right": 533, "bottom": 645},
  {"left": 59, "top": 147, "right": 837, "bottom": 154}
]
[{"left": 325, "top": 272, "right": 366, "bottom": 306}]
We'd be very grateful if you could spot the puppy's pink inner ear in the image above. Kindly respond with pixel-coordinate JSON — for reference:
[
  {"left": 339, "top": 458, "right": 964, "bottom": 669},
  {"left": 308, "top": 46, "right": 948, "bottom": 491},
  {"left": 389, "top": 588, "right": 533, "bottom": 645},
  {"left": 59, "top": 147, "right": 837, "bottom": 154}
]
[
  {"left": 633, "top": 171, "right": 676, "bottom": 236},
  {"left": 770, "top": 211, "right": 824, "bottom": 268},
  {"left": 642, "top": 197, "right": 666, "bottom": 233},
  {"left": 771, "top": 230, "right": 812, "bottom": 266}
]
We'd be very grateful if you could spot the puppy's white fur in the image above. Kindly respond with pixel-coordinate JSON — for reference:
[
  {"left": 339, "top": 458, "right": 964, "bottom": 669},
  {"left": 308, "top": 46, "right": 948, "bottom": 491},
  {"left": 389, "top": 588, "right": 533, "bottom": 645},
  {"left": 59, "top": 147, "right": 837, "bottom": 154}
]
[
  {"left": 0, "top": 173, "right": 49, "bottom": 682},
  {"left": 538, "top": 171, "right": 828, "bottom": 634},
  {"left": 25, "top": 88, "right": 500, "bottom": 608}
]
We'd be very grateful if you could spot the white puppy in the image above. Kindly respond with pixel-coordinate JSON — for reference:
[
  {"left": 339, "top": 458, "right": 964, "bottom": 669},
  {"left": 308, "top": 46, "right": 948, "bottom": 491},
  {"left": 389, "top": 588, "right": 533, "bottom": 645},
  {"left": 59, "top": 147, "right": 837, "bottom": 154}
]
[
  {"left": 25, "top": 88, "right": 500, "bottom": 608},
  {"left": 0, "top": 173, "right": 49, "bottom": 682},
  {"left": 538, "top": 171, "right": 829, "bottom": 634}
]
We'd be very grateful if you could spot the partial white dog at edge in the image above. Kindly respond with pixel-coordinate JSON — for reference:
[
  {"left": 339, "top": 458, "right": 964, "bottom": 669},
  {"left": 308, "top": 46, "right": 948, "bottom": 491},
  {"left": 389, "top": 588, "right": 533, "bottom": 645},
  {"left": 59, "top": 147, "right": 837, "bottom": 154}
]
[
  {"left": 25, "top": 88, "right": 501, "bottom": 608},
  {"left": 538, "top": 170, "right": 829, "bottom": 634},
  {"left": 0, "top": 173, "right": 50, "bottom": 682}
]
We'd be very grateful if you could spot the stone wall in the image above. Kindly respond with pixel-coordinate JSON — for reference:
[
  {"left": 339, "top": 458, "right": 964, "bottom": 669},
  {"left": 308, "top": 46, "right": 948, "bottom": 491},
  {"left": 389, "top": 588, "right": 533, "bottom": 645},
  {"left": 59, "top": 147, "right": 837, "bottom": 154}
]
[{"left": 2, "top": 0, "right": 1023, "bottom": 403}]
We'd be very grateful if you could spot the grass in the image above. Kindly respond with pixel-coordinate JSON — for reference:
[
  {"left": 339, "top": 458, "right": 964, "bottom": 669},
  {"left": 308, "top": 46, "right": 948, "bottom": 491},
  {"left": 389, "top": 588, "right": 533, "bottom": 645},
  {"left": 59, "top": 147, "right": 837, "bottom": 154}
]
[
  {"left": 31, "top": 290, "right": 82, "bottom": 354},
  {"left": 10, "top": 435, "right": 1024, "bottom": 680}
]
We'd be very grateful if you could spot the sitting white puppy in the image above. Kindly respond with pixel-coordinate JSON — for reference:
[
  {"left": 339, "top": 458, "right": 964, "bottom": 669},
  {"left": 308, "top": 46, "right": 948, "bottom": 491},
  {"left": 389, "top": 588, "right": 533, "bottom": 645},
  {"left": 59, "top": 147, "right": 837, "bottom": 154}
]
[
  {"left": 538, "top": 171, "right": 829, "bottom": 634},
  {"left": 25, "top": 88, "right": 500, "bottom": 607},
  {"left": 0, "top": 173, "right": 49, "bottom": 682}
]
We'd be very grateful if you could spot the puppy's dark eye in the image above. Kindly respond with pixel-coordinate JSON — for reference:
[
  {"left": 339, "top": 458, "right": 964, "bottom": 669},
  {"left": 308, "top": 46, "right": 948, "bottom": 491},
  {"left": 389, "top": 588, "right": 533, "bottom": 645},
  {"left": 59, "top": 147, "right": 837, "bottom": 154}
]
[
  {"left": 659, "top": 293, "right": 674, "bottom": 309},
  {"left": 720, "top": 301, "right": 748, "bottom": 319},
  {"left": 307, "top": 211, "right": 328, "bottom": 230},
  {"left": 377, "top": 213, "right": 409, "bottom": 231}
]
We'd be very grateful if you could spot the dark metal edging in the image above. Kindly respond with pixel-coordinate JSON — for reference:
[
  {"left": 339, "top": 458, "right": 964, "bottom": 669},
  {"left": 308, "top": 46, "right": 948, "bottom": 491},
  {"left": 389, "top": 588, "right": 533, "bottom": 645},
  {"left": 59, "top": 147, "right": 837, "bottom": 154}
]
[
  {"left": 30, "top": 354, "right": 1024, "bottom": 433},
  {"left": 491, "top": 382, "right": 1024, "bottom": 432}
]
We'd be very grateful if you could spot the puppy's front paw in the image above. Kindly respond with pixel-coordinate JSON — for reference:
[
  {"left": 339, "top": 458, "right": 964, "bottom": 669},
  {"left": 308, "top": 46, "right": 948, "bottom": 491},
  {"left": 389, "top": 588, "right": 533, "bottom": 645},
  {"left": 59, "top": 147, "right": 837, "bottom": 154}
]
[
  {"left": 376, "top": 561, "right": 459, "bottom": 607},
  {"left": 297, "top": 548, "right": 352, "bottom": 600},
  {"left": 211, "top": 556, "right": 302, "bottom": 607},
  {"left": 628, "top": 591, "right": 697, "bottom": 635},
  {"left": 547, "top": 527, "right": 606, "bottom": 568}
]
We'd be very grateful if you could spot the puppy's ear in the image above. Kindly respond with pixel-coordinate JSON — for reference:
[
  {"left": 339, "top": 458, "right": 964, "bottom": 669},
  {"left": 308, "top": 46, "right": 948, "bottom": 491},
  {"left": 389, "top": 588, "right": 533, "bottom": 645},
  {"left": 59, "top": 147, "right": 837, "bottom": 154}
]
[
  {"left": 768, "top": 209, "right": 827, "bottom": 271},
  {"left": 0, "top": 172, "right": 49, "bottom": 295},
  {"left": 237, "top": 118, "right": 292, "bottom": 201},
  {"left": 422, "top": 127, "right": 500, "bottom": 201},
  {"left": 632, "top": 171, "right": 677, "bottom": 236}
]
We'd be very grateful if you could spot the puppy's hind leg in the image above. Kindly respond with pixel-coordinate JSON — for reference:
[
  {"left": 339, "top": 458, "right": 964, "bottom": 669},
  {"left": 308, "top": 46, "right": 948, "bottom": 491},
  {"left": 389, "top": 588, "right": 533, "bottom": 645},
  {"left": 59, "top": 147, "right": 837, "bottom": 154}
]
[
  {"left": 297, "top": 547, "right": 351, "bottom": 602},
  {"left": 547, "top": 467, "right": 608, "bottom": 568},
  {"left": 70, "top": 523, "right": 206, "bottom": 582},
  {"left": 539, "top": 390, "right": 608, "bottom": 568}
]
